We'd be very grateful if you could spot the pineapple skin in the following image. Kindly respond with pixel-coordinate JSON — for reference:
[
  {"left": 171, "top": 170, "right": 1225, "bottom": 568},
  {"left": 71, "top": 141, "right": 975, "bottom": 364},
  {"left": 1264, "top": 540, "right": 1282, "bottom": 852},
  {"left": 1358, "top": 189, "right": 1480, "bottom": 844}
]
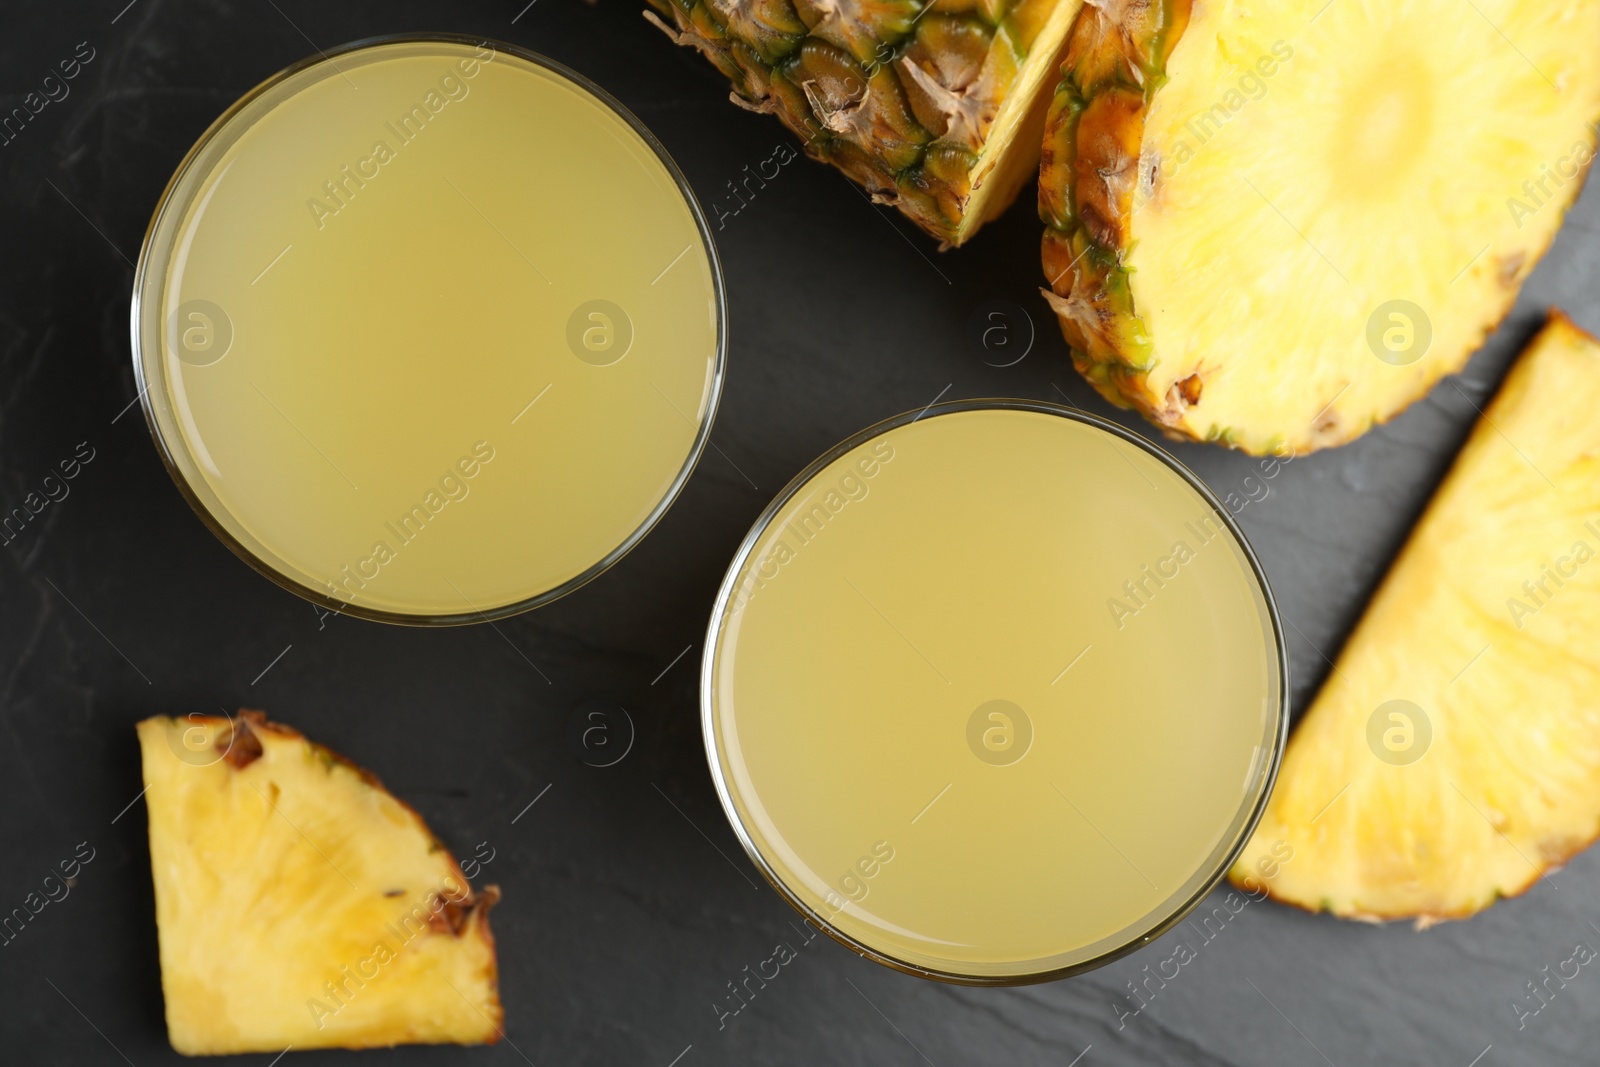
[
  {"left": 1230, "top": 312, "right": 1600, "bottom": 923},
  {"left": 138, "top": 712, "right": 503, "bottom": 1055},
  {"left": 1039, "top": 0, "right": 1600, "bottom": 454},
  {"left": 645, "top": 0, "right": 1083, "bottom": 246}
]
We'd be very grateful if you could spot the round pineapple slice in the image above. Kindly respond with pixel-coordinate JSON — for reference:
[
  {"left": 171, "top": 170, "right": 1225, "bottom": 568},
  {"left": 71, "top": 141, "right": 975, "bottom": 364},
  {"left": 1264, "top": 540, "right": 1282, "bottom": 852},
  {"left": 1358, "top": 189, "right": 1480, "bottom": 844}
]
[
  {"left": 1039, "top": 0, "right": 1600, "bottom": 453},
  {"left": 647, "top": 0, "right": 1086, "bottom": 246},
  {"left": 1231, "top": 313, "right": 1600, "bottom": 922}
]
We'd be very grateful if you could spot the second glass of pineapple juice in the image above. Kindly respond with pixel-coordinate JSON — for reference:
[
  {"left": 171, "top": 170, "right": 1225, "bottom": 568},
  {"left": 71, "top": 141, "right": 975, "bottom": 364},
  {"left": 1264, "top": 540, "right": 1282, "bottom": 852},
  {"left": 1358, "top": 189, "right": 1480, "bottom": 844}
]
[{"left": 704, "top": 401, "right": 1288, "bottom": 983}]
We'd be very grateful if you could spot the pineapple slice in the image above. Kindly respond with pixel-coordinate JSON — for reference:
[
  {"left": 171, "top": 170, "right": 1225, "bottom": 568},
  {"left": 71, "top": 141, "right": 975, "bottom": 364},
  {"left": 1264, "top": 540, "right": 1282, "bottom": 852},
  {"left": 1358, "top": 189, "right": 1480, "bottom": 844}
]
[
  {"left": 1039, "top": 0, "right": 1600, "bottom": 454},
  {"left": 645, "top": 0, "right": 1085, "bottom": 247},
  {"left": 1231, "top": 312, "right": 1600, "bottom": 921},
  {"left": 137, "top": 711, "right": 503, "bottom": 1055}
]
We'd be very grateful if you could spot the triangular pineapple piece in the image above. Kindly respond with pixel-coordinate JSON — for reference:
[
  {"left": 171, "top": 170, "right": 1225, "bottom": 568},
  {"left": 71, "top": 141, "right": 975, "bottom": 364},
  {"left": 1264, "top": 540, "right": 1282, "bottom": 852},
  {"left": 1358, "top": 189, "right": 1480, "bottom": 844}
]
[
  {"left": 646, "top": 0, "right": 1085, "bottom": 246},
  {"left": 1039, "top": 0, "right": 1600, "bottom": 453},
  {"left": 137, "top": 711, "right": 503, "bottom": 1054},
  {"left": 1231, "top": 312, "right": 1600, "bottom": 922}
]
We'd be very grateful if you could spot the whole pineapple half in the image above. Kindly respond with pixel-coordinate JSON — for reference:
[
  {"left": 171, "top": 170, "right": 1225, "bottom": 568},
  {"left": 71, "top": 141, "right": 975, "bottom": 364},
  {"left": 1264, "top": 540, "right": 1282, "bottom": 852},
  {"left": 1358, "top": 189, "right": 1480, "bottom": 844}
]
[
  {"left": 646, "top": 0, "right": 1085, "bottom": 246},
  {"left": 1230, "top": 312, "right": 1600, "bottom": 922},
  {"left": 1039, "top": 0, "right": 1600, "bottom": 454},
  {"left": 137, "top": 711, "right": 503, "bottom": 1055}
]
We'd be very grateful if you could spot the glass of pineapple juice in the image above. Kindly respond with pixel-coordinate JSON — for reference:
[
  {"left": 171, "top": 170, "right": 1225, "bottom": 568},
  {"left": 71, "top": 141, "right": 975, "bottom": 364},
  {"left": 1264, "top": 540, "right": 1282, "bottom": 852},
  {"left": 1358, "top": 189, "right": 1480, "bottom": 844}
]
[
  {"left": 132, "top": 36, "right": 723, "bottom": 623},
  {"left": 703, "top": 401, "right": 1289, "bottom": 983}
]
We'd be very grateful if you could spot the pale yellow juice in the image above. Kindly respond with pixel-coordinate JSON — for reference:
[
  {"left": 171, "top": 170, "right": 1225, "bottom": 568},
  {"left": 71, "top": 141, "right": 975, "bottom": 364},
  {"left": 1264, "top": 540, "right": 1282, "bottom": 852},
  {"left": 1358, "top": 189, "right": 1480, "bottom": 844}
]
[
  {"left": 138, "top": 39, "right": 720, "bottom": 619},
  {"left": 706, "top": 405, "right": 1284, "bottom": 980}
]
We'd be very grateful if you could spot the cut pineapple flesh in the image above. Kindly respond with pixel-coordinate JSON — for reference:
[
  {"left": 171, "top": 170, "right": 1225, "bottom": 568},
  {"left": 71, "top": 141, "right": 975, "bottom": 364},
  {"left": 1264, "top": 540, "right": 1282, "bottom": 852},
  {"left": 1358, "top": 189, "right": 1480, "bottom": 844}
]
[
  {"left": 646, "top": 0, "right": 1085, "bottom": 246},
  {"left": 1040, "top": 0, "right": 1600, "bottom": 454},
  {"left": 137, "top": 712, "right": 502, "bottom": 1055},
  {"left": 1231, "top": 312, "right": 1600, "bottom": 922}
]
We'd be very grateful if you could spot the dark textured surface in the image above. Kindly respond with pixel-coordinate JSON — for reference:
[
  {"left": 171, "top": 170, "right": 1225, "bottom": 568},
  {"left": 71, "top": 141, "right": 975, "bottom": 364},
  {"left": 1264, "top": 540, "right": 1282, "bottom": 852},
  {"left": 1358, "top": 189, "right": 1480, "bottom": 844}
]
[{"left": 1, "top": 2, "right": 1597, "bottom": 1065}]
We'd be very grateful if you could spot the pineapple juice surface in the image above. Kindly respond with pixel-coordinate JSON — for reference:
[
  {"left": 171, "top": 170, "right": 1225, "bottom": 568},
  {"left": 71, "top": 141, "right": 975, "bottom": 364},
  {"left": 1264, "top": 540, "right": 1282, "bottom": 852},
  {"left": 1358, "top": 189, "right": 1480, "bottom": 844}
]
[
  {"left": 705, "top": 404, "right": 1287, "bottom": 981},
  {"left": 134, "top": 38, "right": 722, "bottom": 621}
]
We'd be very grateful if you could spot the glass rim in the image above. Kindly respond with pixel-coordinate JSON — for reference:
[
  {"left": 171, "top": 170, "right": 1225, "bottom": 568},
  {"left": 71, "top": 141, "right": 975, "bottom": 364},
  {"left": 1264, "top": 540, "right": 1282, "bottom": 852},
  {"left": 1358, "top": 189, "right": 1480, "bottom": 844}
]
[
  {"left": 129, "top": 32, "right": 728, "bottom": 626},
  {"left": 698, "top": 398, "right": 1292, "bottom": 985}
]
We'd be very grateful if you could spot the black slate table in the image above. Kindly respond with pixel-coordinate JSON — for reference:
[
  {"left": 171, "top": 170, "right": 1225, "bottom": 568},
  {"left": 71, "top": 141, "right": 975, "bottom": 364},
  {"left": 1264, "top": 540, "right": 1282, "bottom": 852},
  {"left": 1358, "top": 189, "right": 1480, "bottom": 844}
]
[{"left": 3, "top": 2, "right": 1597, "bottom": 1065}]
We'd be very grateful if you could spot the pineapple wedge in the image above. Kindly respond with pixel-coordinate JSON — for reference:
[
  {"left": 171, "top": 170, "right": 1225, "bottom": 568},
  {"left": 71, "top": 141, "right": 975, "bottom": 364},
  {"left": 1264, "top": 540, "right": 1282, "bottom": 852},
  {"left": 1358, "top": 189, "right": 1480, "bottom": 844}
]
[
  {"left": 137, "top": 711, "right": 503, "bottom": 1055},
  {"left": 1039, "top": 0, "right": 1600, "bottom": 454},
  {"left": 1231, "top": 312, "right": 1600, "bottom": 922},
  {"left": 646, "top": 0, "right": 1085, "bottom": 247}
]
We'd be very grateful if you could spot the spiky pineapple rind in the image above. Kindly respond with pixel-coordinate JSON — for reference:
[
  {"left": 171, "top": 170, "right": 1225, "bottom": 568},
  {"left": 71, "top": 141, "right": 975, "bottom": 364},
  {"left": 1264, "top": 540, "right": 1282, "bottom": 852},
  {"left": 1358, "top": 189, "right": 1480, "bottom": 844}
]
[
  {"left": 1038, "top": 0, "right": 1192, "bottom": 428},
  {"left": 647, "top": 0, "right": 1081, "bottom": 245}
]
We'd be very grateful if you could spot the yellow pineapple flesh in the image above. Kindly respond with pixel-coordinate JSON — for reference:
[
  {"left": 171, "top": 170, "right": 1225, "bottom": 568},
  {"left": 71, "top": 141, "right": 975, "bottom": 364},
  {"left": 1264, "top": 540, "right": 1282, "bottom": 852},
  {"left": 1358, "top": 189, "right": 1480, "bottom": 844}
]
[
  {"left": 1040, "top": 0, "right": 1600, "bottom": 453},
  {"left": 1231, "top": 312, "right": 1600, "bottom": 922},
  {"left": 646, "top": 0, "right": 1085, "bottom": 246},
  {"left": 137, "top": 711, "right": 502, "bottom": 1055}
]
